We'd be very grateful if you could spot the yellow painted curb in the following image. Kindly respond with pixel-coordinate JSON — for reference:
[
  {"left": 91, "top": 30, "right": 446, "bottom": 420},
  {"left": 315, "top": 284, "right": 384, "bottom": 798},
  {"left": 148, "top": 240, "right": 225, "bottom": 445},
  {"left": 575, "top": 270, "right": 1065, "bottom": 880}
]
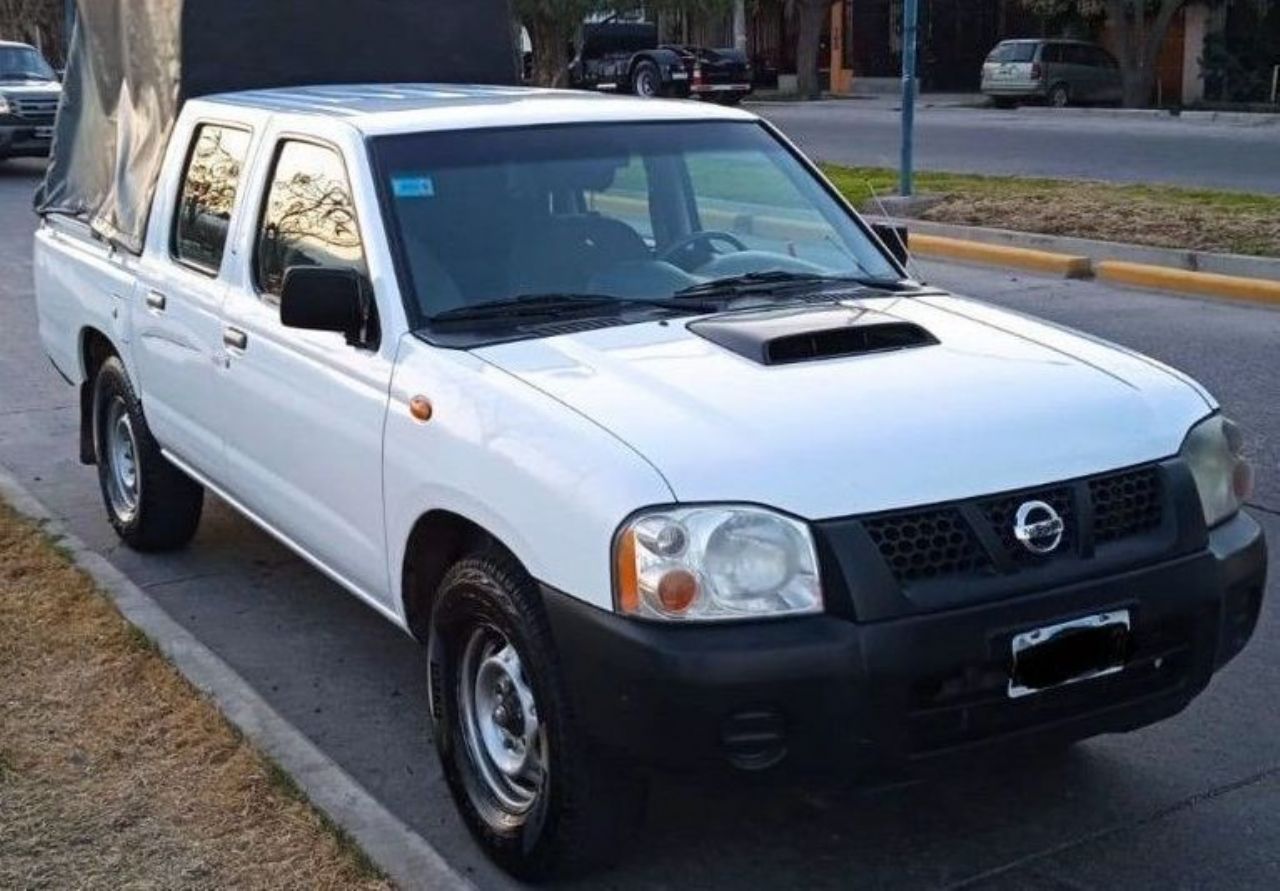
[
  {"left": 1096, "top": 261, "right": 1280, "bottom": 305},
  {"left": 909, "top": 234, "right": 1093, "bottom": 279}
]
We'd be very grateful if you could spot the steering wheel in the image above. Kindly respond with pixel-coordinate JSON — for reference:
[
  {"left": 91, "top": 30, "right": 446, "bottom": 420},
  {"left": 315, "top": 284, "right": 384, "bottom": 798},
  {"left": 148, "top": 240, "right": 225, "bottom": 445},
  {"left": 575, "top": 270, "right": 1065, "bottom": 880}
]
[{"left": 658, "top": 230, "right": 748, "bottom": 266}]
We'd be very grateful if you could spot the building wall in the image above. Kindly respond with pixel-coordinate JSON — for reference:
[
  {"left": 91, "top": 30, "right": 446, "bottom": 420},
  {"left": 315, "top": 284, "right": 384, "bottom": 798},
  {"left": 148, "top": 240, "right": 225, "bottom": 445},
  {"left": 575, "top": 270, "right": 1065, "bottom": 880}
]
[{"left": 831, "top": 0, "right": 1046, "bottom": 93}]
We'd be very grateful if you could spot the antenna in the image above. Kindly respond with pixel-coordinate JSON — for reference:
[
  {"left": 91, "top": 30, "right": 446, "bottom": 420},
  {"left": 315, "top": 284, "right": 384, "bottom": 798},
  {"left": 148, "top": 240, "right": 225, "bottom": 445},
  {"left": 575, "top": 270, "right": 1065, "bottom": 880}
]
[{"left": 864, "top": 179, "right": 925, "bottom": 284}]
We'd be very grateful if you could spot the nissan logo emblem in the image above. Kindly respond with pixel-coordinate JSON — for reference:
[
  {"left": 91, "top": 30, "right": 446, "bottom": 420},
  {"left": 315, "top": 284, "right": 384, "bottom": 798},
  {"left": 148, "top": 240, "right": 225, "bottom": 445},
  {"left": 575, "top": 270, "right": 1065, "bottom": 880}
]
[{"left": 1013, "top": 500, "right": 1065, "bottom": 555}]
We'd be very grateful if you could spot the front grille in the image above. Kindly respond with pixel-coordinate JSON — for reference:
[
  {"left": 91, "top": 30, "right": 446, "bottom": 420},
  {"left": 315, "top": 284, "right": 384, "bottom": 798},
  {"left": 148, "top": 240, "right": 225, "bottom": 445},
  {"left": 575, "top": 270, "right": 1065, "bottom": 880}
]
[
  {"left": 981, "top": 485, "right": 1076, "bottom": 568},
  {"left": 12, "top": 97, "right": 59, "bottom": 121},
  {"left": 1091, "top": 467, "right": 1162, "bottom": 543},
  {"left": 863, "top": 464, "right": 1167, "bottom": 586},
  {"left": 864, "top": 508, "right": 990, "bottom": 582}
]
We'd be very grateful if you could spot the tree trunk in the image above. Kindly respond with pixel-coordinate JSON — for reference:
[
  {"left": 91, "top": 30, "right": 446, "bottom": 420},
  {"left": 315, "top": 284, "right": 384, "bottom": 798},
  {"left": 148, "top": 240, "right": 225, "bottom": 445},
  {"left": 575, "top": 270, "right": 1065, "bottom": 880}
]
[
  {"left": 1107, "top": 0, "right": 1184, "bottom": 108},
  {"left": 795, "top": 0, "right": 829, "bottom": 100},
  {"left": 527, "top": 13, "right": 570, "bottom": 88}
]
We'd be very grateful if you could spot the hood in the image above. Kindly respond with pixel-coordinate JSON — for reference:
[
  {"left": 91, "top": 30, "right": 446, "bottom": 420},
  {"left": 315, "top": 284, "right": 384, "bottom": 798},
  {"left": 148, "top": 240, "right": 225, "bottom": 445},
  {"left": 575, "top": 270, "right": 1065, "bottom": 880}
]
[{"left": 475, "top": 294, "right": 1214, "bottom": 519}]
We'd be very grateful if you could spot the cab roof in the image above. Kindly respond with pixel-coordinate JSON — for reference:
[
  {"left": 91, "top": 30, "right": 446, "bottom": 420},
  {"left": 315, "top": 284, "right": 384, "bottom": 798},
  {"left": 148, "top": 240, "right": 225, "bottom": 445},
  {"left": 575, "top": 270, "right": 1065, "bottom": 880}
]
[{"left": 201, "top": 83, "right": 757, "bottom": 136}]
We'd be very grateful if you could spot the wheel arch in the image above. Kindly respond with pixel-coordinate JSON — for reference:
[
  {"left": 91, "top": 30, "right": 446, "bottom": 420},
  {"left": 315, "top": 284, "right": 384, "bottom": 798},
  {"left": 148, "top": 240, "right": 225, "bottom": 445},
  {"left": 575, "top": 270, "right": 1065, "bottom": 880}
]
[
  {"left": 77, "top": 326, "right": 119, "bottom": 464},
  {"left": 401, "top": 508, "right": 525, "bottom": 641}
]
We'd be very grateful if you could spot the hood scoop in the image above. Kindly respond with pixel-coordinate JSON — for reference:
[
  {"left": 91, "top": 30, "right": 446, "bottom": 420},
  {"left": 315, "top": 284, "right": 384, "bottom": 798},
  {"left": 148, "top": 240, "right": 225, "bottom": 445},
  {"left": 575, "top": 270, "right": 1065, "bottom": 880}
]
[{"left": 688, "top": 305, "right": 938, "bottom": 366}]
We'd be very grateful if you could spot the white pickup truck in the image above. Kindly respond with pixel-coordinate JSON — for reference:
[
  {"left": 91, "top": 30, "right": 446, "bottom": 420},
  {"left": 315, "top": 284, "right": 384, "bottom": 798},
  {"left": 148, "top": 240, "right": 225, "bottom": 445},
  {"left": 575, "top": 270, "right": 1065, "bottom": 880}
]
[{"left": 34, "top": 85, "right": 1266, "bottom": 879}]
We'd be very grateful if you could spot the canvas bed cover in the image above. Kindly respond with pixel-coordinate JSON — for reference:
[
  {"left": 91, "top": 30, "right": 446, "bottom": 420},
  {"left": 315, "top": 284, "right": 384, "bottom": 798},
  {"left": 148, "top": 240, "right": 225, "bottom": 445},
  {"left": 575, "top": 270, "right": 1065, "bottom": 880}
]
[{"left": 35, "top": 0, "right": 517, "bottom": 255}]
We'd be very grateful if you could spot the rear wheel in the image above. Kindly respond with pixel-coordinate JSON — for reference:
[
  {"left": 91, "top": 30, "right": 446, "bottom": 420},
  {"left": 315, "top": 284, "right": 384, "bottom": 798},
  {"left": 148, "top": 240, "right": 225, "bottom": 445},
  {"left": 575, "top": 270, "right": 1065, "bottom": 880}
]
[
  {"left": 631, "top": 60, "right": 661, "bottom": 99},
  {"left": 93, "top": 356, "right": 203, "bottom": 550},
  {"left": 1048, "top": 83, "right": 1071, "bottom": 108},
  {"left": 428, "top": 550, "right": 645, "bottom": 880}
]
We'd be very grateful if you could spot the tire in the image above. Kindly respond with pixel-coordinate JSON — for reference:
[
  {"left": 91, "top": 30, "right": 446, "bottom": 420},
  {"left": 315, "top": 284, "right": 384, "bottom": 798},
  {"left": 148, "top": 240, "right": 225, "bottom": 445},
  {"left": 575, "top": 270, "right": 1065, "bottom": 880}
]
[
  {"left": 428, "top": 550, "right": 646, "bottom": 880},
  {"left": 1048, "top": 83, "right": 1070, "bottom": 108},
  {"left": 631, "top": 59, "right": 661, "bottom": 99},
  {"left": 92, "top": 355, "right": 204, "bottom": 551}
]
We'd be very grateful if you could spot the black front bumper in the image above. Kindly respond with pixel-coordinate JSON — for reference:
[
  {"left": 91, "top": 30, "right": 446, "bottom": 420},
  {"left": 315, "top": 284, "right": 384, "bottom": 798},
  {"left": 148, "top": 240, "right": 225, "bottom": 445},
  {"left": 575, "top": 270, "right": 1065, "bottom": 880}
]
[{"left": 542, "top": 510, "right": 1266, "bottom": 781}]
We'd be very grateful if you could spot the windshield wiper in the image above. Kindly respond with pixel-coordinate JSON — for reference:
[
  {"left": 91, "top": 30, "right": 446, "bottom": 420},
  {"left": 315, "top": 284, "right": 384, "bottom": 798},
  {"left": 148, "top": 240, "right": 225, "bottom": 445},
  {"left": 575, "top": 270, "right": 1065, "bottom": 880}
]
[
  {"left": 428, "top": 292, "right": 719, "bottom": 325},
  {"left": 675, "top": 271, "right": 906, "bottom": 299}
]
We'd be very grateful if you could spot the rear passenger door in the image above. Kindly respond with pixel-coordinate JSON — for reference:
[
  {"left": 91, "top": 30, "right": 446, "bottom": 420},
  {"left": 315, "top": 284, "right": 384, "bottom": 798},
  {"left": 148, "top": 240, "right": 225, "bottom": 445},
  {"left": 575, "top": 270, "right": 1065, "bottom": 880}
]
[
  {"left": 134, "top": 122, "right": 254, "bottom": 480},
  {"left": 218, "top": 136, "right": 396, "bottom": 605}
]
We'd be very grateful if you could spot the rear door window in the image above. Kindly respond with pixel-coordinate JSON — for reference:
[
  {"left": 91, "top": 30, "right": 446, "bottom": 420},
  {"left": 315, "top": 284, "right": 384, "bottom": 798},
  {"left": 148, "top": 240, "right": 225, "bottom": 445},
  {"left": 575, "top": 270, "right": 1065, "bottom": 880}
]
[
  {"left": 172, "top": 124, "right": 253, "bottom": 274},
  {"left": 1089, "top": 47, "right": 1119, "bottom": 69},
  {"left": 1065, "top": 45, "right": 1094, "bottom": 66}
]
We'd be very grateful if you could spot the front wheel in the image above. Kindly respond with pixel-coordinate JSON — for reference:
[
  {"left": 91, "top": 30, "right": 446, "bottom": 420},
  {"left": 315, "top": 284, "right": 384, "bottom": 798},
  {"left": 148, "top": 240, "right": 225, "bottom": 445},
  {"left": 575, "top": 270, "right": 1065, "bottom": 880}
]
[
  {"left": 93, "top": 356, "right": 204, "bottom": 550},
  {"left": 428, "top": 551, "right": 645, "bottom": 880}
]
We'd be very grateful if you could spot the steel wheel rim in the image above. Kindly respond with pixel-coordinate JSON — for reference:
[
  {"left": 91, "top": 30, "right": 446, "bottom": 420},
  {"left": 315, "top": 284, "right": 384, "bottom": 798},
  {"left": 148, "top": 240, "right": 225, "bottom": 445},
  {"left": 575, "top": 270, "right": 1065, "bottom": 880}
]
[
  {"left": 104, "top": 397, "right": 140, "bottom": 522},
  {"left": 636, "top": 69, "right": 658, "bottom": 97},
  {"left": 457, "top": 626, "right": 547, "bottom": 814}
]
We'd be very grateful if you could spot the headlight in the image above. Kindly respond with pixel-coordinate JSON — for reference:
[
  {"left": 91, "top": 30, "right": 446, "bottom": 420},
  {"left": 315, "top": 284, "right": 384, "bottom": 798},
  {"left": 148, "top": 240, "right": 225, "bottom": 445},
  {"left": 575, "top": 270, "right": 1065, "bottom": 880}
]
[
  {"left": 0, "top": 95, "right": 10, "bottom": 116},
  {"left": 614, "top": 505, "right": 822, "bottom": 621},
  {"left": 1180, "top": 414, "right": 1253, "bottom": 528}
]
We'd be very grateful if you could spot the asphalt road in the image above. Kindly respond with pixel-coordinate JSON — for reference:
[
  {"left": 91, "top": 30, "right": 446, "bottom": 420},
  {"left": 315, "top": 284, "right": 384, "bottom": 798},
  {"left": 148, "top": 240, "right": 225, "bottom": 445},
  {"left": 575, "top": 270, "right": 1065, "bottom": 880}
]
[
  {"left": 2, "top": 158, "right": 1278, "bottom": 889},
  {"left": 752, "top": 99, "right": 1280, "bottom": 194}
]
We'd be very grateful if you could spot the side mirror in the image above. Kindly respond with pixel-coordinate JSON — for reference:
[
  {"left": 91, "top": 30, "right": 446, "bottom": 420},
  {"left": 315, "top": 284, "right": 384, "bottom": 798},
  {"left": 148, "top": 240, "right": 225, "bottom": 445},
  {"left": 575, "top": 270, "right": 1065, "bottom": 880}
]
[
  {"left": 280, "top": 266, "right": 376, "bottom": 348},
  {"left": 872, "top": 222, "right": 910, "bottom": 267}
]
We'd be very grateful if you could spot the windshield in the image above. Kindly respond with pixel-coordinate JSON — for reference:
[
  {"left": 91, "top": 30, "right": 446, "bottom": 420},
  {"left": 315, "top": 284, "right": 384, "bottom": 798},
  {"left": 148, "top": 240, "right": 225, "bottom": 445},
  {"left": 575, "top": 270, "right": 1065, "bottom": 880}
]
[
  {"left": 987, "top": 42, "right": 1038, "bottom": 63},
  {"left": 372, "top": 121, "right": 900, "bottom": 331},
  {"left": 0, "top": 46, "right": 56, "bottom": 81}
]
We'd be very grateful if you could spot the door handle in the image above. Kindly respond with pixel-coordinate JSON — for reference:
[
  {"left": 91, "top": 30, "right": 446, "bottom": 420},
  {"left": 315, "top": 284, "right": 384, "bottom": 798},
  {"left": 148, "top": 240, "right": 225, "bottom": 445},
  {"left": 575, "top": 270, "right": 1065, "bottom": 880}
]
[
  {"left": 145, "top": 290, "right": 167, "bottom": 312},
  {"left": 223, "top": 326, "right": 248, "bottom": 351}
]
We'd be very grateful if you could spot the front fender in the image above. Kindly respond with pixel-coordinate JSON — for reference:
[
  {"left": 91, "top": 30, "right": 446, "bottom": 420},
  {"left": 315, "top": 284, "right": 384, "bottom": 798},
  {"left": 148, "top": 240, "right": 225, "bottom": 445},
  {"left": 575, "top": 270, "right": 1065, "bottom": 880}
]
[{"left": 383, "top": 335, "right": 674, "bottom": 620}]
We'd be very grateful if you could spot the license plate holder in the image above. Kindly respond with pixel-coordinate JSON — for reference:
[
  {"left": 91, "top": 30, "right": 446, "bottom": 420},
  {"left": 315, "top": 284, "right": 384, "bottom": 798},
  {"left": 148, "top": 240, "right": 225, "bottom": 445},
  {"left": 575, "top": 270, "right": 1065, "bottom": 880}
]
[{"left": 1008, "top": 610, "right": 1131, "bottom": 699}]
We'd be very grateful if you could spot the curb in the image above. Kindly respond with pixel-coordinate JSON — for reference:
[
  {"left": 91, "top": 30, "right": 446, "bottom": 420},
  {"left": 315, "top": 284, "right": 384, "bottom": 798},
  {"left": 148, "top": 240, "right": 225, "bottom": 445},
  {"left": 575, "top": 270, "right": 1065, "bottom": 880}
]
[
  {"left": 1096, "top": 261, "right": 1280, "bottom": 306},
  {"left": 887, "top": 218, "right": 1280, "bottom": 282},
  {"left": 0, "top": 463, "right": 472, "bottom": 891},
  {"left": 1015, "top": 106, "right": 1280, "bottom": 127},
  {"left": 909, "top": 233, "right": 1092, "bottom": 279}
]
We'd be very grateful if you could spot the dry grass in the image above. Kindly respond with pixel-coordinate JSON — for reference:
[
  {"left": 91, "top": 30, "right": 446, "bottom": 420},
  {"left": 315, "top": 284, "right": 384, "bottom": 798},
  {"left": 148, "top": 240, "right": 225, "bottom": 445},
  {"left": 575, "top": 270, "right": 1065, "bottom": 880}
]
[
  {"left": 0, "top": 501, "right": 392, "bottom": 890},
  {"left": 821, "top": 165, "right": 1280, "bottom": 258}
]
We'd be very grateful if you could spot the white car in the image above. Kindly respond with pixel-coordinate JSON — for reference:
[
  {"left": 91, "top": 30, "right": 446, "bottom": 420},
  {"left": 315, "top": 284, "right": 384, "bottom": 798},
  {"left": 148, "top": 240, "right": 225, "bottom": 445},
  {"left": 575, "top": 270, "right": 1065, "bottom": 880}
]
[{"left": 34, "top": 86, "right": 1267, "bottom": 879}]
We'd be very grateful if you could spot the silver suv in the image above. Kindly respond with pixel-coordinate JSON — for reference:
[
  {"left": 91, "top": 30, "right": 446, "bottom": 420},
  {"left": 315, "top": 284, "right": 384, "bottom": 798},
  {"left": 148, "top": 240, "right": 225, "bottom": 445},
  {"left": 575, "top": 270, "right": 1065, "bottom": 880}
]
[{"left": 982, "top": 39, "right": 1122, "bottom": 109}]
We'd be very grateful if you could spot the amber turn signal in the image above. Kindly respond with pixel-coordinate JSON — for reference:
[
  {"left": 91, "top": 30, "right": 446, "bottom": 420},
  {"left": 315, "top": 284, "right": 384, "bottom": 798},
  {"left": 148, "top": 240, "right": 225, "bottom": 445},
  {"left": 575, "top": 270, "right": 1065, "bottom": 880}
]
[
  {"left": 615, "top": 529, "right": 640, "bottom": 614},
  {"left": 409, "top": 395, "right": 433, "bottom": 422}
]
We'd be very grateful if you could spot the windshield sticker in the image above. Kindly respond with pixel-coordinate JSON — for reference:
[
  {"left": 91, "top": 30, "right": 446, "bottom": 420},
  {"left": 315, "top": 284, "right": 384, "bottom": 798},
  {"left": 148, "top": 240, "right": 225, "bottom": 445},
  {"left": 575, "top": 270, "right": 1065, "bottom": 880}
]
[{"left": 392, "top": 175, "right": 436, "bottom": 199}]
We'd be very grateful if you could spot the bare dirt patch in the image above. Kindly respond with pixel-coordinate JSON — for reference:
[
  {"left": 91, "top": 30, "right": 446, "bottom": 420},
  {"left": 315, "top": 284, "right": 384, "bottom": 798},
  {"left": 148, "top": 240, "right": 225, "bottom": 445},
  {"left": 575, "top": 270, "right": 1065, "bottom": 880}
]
[{"left": 0, "top": 501, "right": 391, "bottom": 890}]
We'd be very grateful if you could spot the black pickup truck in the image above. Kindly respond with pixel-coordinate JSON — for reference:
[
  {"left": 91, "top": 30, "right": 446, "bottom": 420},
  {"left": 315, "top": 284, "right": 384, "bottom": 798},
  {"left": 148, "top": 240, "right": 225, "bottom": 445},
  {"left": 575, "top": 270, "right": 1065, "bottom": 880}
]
[{"left": 568, "top": 21, "right": 752, "bottom": 104}]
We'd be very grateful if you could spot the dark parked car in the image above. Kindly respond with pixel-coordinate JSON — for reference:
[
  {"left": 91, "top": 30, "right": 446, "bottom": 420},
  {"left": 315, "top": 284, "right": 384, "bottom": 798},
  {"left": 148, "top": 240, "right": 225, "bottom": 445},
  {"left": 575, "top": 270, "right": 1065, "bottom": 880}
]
[
  {"left": 0, "top": 41, "right": 61, "bottom": 161},
  {"left": 569, "top": 20, "right": 752, "bottom": 104},
  {"left": 982, "top": 39, "right": 1122, "bottom": 108}
]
